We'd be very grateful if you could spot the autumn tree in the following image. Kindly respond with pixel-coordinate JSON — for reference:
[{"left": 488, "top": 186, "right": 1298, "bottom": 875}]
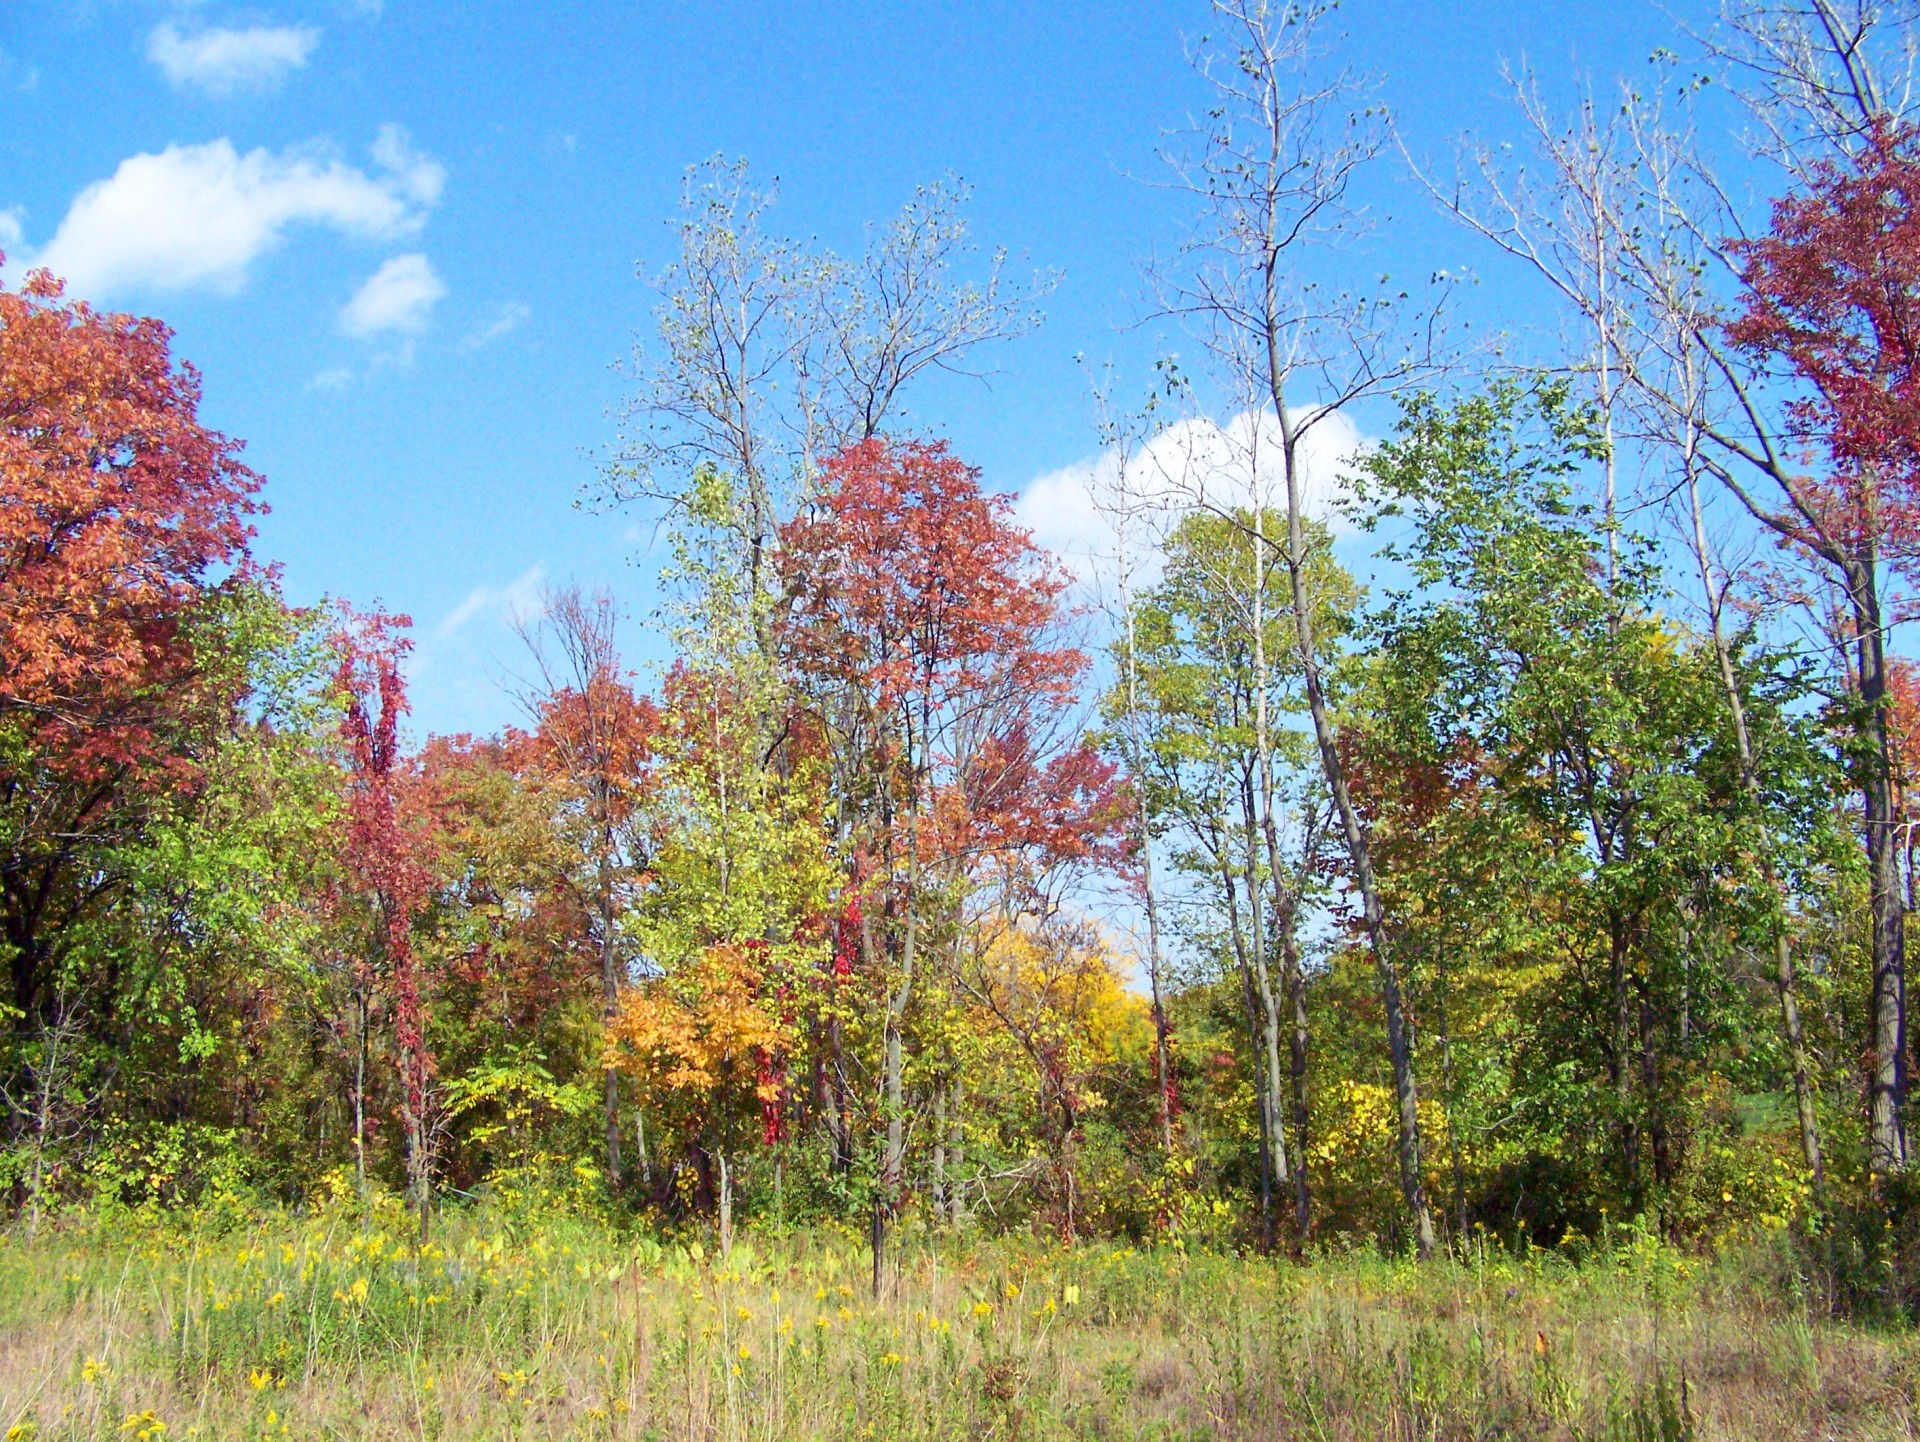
[
  {"left": 778, "top": 438, "right": 1106, "bottom": 1267},
  {"left": 602, "top": 160, "right": 1049, "bottom": 622},
  {"left": 414, "top": 733, "right": 603, "bottom": 1190},
  {"left": 607, "top": 940, "right": 794, "bottom": 1250},
  {"left": 0, "top": 265, "right": 260, "bottom": 1031},
  {"left": 516, "top": 585, "right": 659, "bottom": 1186},
  {"left": 1720, "top": 122, "right": 1920, "bottom": 1180},
  {"left": 332, "top": 607, "right": 436, "bottom": 1233}
]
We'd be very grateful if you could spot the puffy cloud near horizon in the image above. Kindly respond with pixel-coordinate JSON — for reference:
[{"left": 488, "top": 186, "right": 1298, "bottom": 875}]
[
  {"left": 24, "top": 126, "right": 443, "bottom": 300},
  {"left": 148, "top": 21, "right": 321, "bottom": 97},
  {"left": 341, "top": 252, "right": 445, "bottom": 337},
  {"left": 1014, "top": 405, "right": 1373, "bottom": 588}
]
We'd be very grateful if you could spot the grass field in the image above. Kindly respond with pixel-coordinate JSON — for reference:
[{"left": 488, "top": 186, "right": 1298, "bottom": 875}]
[{"left": 0, "top": 1200, "right": 1915, "bottom": 1441}]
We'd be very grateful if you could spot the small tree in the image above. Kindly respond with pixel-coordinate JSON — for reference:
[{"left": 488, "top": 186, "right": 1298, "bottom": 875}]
[
  {"left": 778, "top": 437, "right": 1102, "bottom": 1273},
  {"left": 333, "top": 607, "right": 436, "bottom": 1235},
  {"left": 1724, "top": 121, "right": 1920, "bottom": 1180},
  {"left": 517, "top": 585, "right": 659, "bottom": 1187}
]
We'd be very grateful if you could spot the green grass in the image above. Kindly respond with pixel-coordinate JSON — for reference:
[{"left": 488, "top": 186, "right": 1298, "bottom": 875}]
[{"left": 0, "top": 1198, "right": 1913, "bottom": 1440}]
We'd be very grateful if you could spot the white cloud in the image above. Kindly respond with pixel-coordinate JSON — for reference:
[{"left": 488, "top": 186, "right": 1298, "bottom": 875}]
[
  {"left": 1015, "top": 405, "right": 1373, "bottom": 587},
  {"left": 0, "top": 208, "right": 21, "bottom": 254},
  {"left": 370, "top": 125, "right": 445, "bottom": 206},
  {"left": 308, "top": 366, "right": 354, "bottom": 391},
  {"left": 438, "top": 566, "right": 546, "bottom": 639},
  {"left": 461, "top": 300, "right": 531, "bottom": 350},
  {"left": 148, "top": 21, "right": 321, "bottom": 97},
  {"left": 25, "top": 130, "right": 442, "bottom": 300},
  {"left": 341, "top": 252, "right": 445, "bottom": 337}
]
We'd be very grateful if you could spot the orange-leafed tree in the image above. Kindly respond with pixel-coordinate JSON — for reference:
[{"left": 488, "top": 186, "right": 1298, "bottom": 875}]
[
  {"left": 606, "top": 941, "right": 792, "bottom": 1242},
  {"left": 412, "top": 733, "right": 604, "bottom": 1188},
  {"left": 516, "top": 585, "right": 661, "bottom": 1187},
  {"left": 0, "top": 265, "right": 260, "bottom": 1029}
]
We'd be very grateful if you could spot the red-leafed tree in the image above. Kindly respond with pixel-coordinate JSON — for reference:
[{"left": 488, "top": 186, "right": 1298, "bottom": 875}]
[
  {"left": 516, "top": 585, "right": 660, "bottom": 1186},
  {"left": 777, "top": 437, "right": 1110, "bottom": 1252},
  {"left": 332, "top": 606, "right": 436, "bottom": 1233},
  {"left": 1727, "top": 120, "right": 1920, "bottom": 1179},
  {"left": 0, "top": 265, "right": 260, "bottom": 1028}
]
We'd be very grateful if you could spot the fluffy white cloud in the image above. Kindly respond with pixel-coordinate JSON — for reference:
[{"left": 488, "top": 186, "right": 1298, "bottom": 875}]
[
  {"left": 0, "top": 207, "right": 21, "bottom": 254},
  {"left": 27, "top": 130, "right": 441, "bottom": 299},
  {"left": 438, "top": 566, "right": 546, "bottom": 639},
  {"left": 1015, "top": 406, "right": 1373, "bottom": 587},
  {"left": 148, "top": 21, "right": 321, "bottom": 97},
  {"left": 340, "top": 252, "right": 445, "bottom": 337}
]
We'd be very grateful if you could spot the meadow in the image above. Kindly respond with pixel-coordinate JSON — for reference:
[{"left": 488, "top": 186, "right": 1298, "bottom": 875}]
[{"left": 0, "top": 1200, "right": 1914, "bottom": 1442}]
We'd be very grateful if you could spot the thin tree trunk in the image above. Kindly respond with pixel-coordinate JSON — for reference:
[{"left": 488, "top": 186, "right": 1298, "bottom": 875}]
[
  {"left": 1118, "top": 560, "right": 1177, "bottom": 1154},
  {"left": 599, "top": 839, "right": 624, "bottom": 1188},
  {"left": 1247, "top": 523, "right": 1292, "bottom": 1222},
  {"left": 1685, "top": 457, "right": 1826, "bottom": 1192},
  {"left": 1218, "top": 835, "right": 1274, "bottom": 1236},
  {"left": 353, "top": 981, "right": 369, "bottom": 1202},
  {"left": 1609, "top": 916, "right": 1639, "bottom": 1198},
  {"left": 932, "top": 1082, "right": 948, "bottom": 1222},
  {"left": 1271, "top": 402, "right": 1435, "bottom": 1257},
  {"left": 1284, "top": 929, "right": 1312, "bottom": 1239},
  {"left": 949, "top": 1074, "right": 966, "bottom": 1225}
]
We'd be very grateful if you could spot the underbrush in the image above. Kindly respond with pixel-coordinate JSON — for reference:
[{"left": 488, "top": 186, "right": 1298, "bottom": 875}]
[{"left": 0, "top": 1197, "right": 1914, "bottom": 1440}]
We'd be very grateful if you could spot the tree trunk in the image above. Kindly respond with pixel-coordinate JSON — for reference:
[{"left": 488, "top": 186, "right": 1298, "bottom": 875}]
[
  {"left": 1218, "top": 842, "right": 1274, "bottom": 1236},
  {"left": 599, "top": 843, "right": 624, "bottom": 1188},
  {"left": 1286, "top": 936, "right": 1312, "bottom": 1240},
  {"left": 353, "top": 981, "right": 370, "bottom": 1202},
  {"left": 1122, "top": 586, "right": 1177, "bottom": 1154},
  {"left": 948, "top": 1074, "right": 967, "bottom": 1226},
  {"left": 1609, "top": 916, "right": 1638, "bottom": 1199},
  {"left": 1854, "top": 561, "right": 1909, "bottom": 1182},
  {"left": 1272, "top": 406, "right": 1435, "bottom": 1258},
  {"left": 1687, "top": 457, "right": 1826, "bottom": 1192}
]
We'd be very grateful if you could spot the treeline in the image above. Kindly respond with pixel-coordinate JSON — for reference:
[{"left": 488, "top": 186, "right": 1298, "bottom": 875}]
[{"left": 7, "top": 0, "right": 1920, "bottom": 1283}]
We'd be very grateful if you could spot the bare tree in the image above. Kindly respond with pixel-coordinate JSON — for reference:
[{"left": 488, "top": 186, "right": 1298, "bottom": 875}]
[
  {"left": 601, "top": 159, "right": 1051, "bottom": 622},
  {"left": 1, "top": 982, "right": 94, "bottom": 1236},
  {"left": 1157, "top": 0, "right": 1446, "bottom": 1255},
  {"left": 1405, "top": 72, "right": 1635, "bottom": 589},
  {"left": 1085, "top": 374, "right": 1180, "bottom": 1156},
  {"left": 1695, "top": 0, "right": 1918, "bottom": 179},
  {"left": 515, "top": 584, "right": 653, "bottom": 1187}
]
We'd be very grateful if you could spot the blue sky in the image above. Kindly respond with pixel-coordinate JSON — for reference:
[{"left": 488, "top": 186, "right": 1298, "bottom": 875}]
[{"left": 3, "top": 0, "right": 1696, "bottom": 738}]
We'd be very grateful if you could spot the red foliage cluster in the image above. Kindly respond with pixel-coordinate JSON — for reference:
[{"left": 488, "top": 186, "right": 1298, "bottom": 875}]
[
  {"left": 333, "top": 607, "right": 436, "bottom": 1147},
  {"left": 0, "top": 265, "right": 260, "bottom": 780},
  {"left": 1729, "top": 120, "right": 1920, "bottom": 574},
  {"left": 778, "top": 438, "right": 1126, "bottom": 881}
]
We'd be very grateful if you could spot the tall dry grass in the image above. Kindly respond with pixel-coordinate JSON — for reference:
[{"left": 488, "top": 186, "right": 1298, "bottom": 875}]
[{"left": 0, "top": 1199, "right": 1913, "bottom": 1440}]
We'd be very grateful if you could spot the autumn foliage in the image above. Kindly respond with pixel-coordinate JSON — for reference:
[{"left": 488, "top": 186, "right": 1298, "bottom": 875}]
[{"left": 0, "top": 263, "right": 262, "bottom": 1027}]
